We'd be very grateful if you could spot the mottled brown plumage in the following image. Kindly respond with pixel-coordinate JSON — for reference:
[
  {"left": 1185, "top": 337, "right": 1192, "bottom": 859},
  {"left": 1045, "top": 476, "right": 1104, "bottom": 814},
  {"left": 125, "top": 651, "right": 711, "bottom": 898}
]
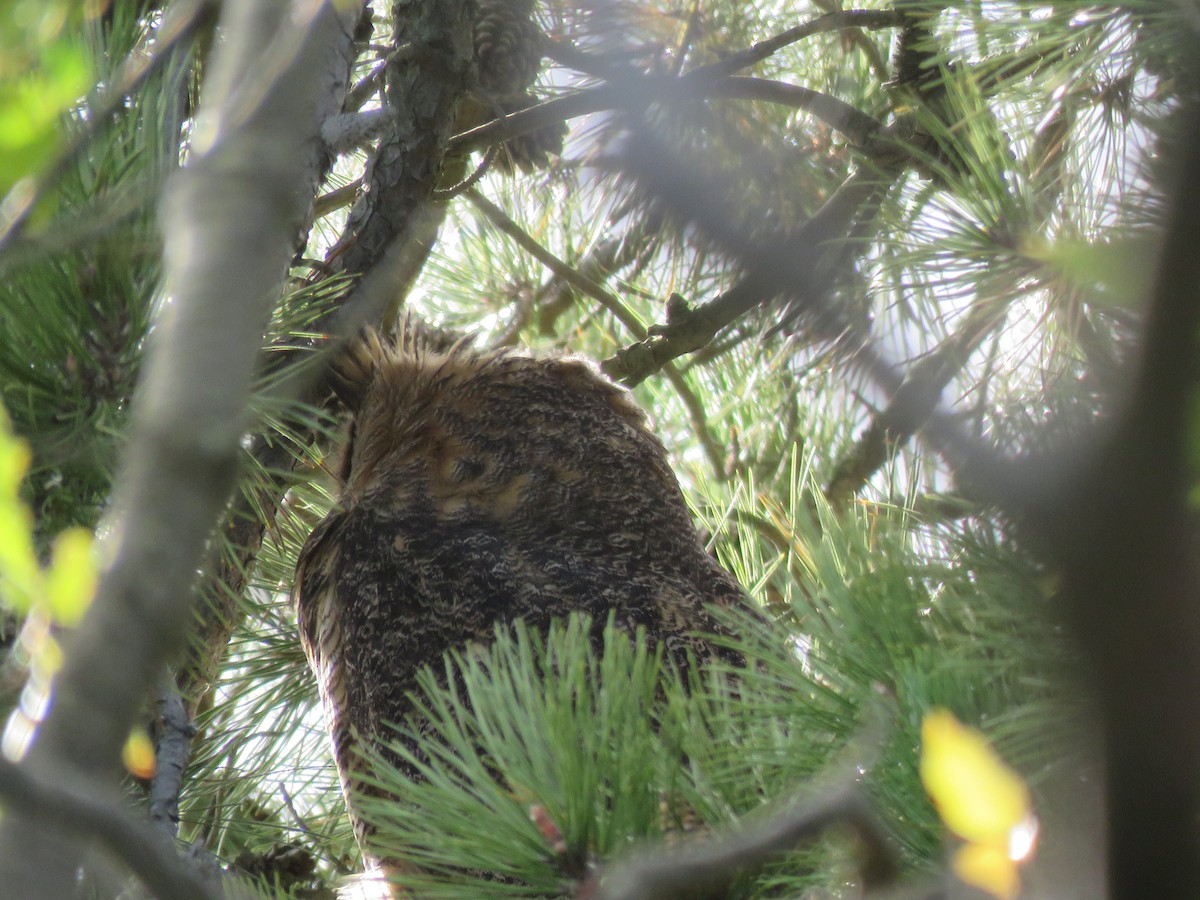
[{"left": 292, "top": 326, "right": 747, "bottom": 870}]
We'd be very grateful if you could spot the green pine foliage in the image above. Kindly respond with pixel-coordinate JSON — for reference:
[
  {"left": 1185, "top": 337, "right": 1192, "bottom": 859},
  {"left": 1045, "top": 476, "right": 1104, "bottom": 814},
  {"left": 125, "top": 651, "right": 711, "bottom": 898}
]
[
  {"left": 0, "top": 2, "right": 178, "bottom": 547},
  {"left": 0, "top": 0, "right": 1190, "bottom": 896},
  {"left": 350, "top": 464, "right": 1074, "bottom": 895}
]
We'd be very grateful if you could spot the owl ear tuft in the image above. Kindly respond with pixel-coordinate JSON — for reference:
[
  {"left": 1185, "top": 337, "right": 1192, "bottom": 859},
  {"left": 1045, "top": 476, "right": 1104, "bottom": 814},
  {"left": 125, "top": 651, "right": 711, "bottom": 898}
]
[{"left": 330, "top": 328, "right": 391, "bottom": 411}]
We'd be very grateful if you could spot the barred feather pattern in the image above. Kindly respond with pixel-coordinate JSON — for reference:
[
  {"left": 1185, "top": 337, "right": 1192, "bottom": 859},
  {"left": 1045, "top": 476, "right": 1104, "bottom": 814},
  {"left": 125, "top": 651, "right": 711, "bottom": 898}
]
[{"left": 292, "top": 326, "right": 748, "bottom": 869}]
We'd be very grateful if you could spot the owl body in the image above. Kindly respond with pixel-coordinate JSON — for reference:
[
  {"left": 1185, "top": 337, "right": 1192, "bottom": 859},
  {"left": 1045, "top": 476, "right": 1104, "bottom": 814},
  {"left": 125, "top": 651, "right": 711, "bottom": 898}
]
[{"left": 293, "top": 329, "right": 746, "bottom": 863}]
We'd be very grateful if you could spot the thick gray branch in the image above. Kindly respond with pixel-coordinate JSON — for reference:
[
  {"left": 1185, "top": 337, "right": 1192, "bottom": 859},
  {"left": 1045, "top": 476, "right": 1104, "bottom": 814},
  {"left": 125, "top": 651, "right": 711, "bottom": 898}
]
[
  {"left": 0, "top": 756, "right": 221, "bottom": 900},
  {"left": 0, "top": 1, "right": 364, "bottom": 894}
]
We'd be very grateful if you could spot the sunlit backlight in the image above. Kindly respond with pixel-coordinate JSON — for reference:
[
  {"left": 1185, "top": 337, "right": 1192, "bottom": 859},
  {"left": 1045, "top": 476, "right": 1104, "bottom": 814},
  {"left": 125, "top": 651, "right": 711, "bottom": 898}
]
[
  {"left": 2, "top": 706, "right": 37, "bottom": 762},
  {"left": 1009, "top": 813, "right": 1040, "bottom": 863},
  {"left": 337, "top": 869, "right": 393, "bottom": 900},
  {"left": 921, "top": 708, "right": 1039, "bottom": 900}
]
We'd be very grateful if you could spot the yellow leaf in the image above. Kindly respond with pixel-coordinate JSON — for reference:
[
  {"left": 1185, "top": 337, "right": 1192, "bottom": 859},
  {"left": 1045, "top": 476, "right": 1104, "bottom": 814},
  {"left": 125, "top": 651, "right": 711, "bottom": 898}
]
[
  {"left": 952, "top": 841, "right": 1020, "bottom": 900},
  {"left": 45, "top": 527, "right": 96, "bottom": 626},
  {"left": 0, "top": 411, "right": 41, "bottom": 613},
  {"left": 920, "top": 708, "right": 1031, "bottom": 844},
  {"left": 0, "top": 428, "right": 31, "bottom": 493},
  {"left": 122, "top": 728, "right": 156, "bottom": 780}
]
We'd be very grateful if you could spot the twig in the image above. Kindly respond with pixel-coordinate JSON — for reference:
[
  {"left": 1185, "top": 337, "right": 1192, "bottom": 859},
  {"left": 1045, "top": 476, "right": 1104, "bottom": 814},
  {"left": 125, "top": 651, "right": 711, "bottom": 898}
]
[
  {"left": 588, "top": 686, "right": 899, "bottom": 899},
  {"left": 345, "top": 60, "right": 388, "bottom": 113},
  {"left": 150, "top": 678, "right": 198, "bottom": 838},
  {"left": 465, "top": 189, "right": 647, "bottom": 339},
  {"left": 449, "top": 84, "right": 616, "bottom": 154},
  {"left": 601, "top": 134, "right": 906, "bottom": 386},
  {"left": 0, "top": 755, "right": 221, "bottom": 900},
  {"left": 824, "top": 301, "right": 1004, "bottom": 508},
  {"left": 601, "top": 281, "right": 763, "bottom": 385},
  {"left": 702, "top": 77, "right": 883, "bottom": 143},
  {"left": 661, "top": 365, "right": 727, "bottom": 482},
  {"left": 314, "top": 177, "right": 363, "bottom": 218},
  {"left": 534, "top": 220, "right": 659, "bottom": 336},
  {"left": 431, "top": 146, "right": 498, "bottom": 200},
  {"left": 591, "top": 783, "right": 894, "bottom": 900},
  {"left": 544, "top": 10, "right": 901, "bottom": 83},
  {"left": 449, "top": 74, "right": 883, "bottom": 158},
  {"left": 342, "top": 41, "right": 420, "bottom": 115},
  {"left": 690, "top": 9, "right": 903, "bottom": 78}
]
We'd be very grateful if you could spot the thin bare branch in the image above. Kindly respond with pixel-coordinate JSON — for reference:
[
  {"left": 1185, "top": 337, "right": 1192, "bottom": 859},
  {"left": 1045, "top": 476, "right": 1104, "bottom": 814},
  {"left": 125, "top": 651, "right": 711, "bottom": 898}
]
[
  {"left": 601, "top": 142, "right": 905, "bottom": 386},
  {"left": 314, "top": 176, "right": 363, "bottom": 218},
  {"left": 590, "top": 689, "right": 901, "bottom": 899},
  {"left": 465, "top": 189, "right": 647, "bottom": 338},
  {"left": 704, "top": 77, "right": 883, "bottom": 143},
  {"left": 593, "top": 785, "right": 889, "bottom": 900},
  {"left": 661, "top": 364, "right": 727, "bottom": 482},
  {"left": 535, "top": 218, "right": 661, "bottom": 336},
  {"left": 690, "top": 9, "right": 903, "bottom": 78},
  {"left": 149, "top": 679, "right": 197, "bottom": 837},
  {"left": 449, "top": 74, "right": 883, "bottom": 158},
  {"left": 431, "top": 147, "right": 498, "bottom": 200},
  {"left": 824, "top": 301, "right": 1005, "bottom": 508}
]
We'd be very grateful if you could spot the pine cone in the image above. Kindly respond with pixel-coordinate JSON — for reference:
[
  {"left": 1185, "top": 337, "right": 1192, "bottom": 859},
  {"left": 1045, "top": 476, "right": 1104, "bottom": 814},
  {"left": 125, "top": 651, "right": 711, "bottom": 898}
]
[
  {"left": 474, "top": 0, "right": 544, "bottom": 98},
  {"left": 491, "top": 92, "right": 568, "bottom": 173}
]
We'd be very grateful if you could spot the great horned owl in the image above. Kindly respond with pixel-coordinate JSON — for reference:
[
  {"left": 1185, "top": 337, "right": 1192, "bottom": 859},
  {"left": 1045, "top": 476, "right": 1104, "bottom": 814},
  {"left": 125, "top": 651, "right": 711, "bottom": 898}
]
[{"left": 292, "top": 326, "right": 747, "bottom": 871}]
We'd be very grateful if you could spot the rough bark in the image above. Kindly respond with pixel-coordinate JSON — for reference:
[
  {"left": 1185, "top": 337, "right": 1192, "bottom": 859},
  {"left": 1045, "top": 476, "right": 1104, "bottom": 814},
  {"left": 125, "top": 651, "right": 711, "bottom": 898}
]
[{"left": 178, "top": 0, "right": 476, "bottom": 718}]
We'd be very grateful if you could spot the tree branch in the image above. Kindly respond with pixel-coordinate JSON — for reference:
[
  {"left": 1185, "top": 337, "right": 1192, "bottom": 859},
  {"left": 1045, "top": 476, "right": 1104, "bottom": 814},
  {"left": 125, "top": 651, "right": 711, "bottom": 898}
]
[
  {"left": 690, "top": 9, "right": 903, "bottom": 78},
  {"left": 449, "top": 74, "right": 883, "bottom": 158},
  {"left": 662, "top": 364, "right": 728, "bottom": 482},
  {"left": 544, "top": 10, "right": 901, "bottom": 84},
  {"left": 465, "top": 189, "right": 647, "bottom": 338},
  {"left": 592, "top": 783, "right": 896, "bottom": 900},
  {"left": 589, "top": 688, "right": 901, "bottom": 899},
  {"left": 601, "top": 140, "right": 905, "bottom": 386},
  {"left": 330, "top": 2, "right": 473, "bottom": 279},
  {"left": 176, "top": 1, "right": 473, "bottom": 721},
  {"left": 149, "top": 679, "right": 197, "bottom": 837},
  {"left": 533, "top": 217, "right": 661, "bottom": 337},
  {"left": 0, "top": 2, "right": 365, "bottom": 894},
  {"left": 824, "top": 301, "right": 1004, "bottom": 508},
  {"left": 0, "top": 755, "right": 221, "bottom": 900}
]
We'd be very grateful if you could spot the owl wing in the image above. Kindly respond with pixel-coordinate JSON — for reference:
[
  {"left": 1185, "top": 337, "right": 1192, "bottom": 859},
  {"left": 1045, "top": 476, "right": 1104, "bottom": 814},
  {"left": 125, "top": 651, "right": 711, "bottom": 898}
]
[{"left": 292, "top": 511, "right": 367, "bottom": 819}]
